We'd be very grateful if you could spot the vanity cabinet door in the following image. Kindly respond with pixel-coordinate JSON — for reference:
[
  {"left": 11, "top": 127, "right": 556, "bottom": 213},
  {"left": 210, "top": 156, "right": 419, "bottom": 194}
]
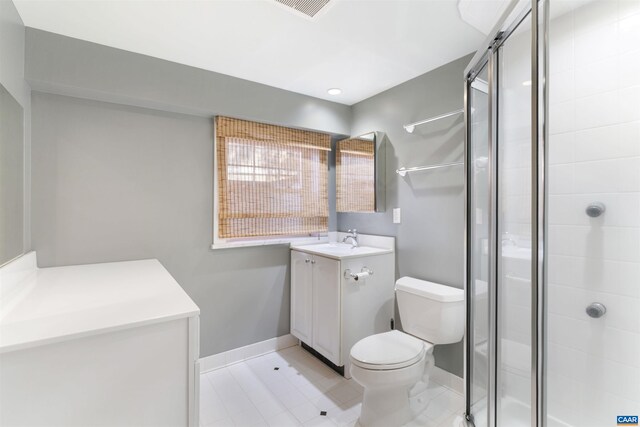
[
  {"left": 312, "top": 255, "right": 341, "bottom": 365},
  {"left": 290, "top": 250, "right": 313, "bottom": 344}
]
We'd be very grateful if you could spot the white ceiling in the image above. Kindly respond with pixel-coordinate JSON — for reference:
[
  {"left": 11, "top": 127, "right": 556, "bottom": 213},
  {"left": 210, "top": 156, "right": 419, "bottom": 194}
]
[{"left": 13, "top": 0, "right": 488, "bottom": 105}]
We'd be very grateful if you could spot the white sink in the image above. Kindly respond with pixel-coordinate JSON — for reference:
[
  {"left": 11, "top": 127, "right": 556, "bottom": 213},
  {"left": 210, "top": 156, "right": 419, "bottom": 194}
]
[{"left": 290, "top": 242, "right": 392, "bottom": 259}]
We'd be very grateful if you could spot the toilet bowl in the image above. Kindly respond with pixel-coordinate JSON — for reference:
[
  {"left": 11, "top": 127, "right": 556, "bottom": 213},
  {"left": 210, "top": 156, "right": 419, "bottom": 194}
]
[
  {"left": 350, "top": 330, "right": 435, "bottom": 427},
  {"left": 349, "top": 277, "right": 464, "bottom": 427}
]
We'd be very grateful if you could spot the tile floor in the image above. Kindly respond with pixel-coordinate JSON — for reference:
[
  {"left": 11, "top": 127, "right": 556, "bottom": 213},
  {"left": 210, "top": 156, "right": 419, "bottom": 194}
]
[{"left": 199, "top": 345, "right": 465, "bottom": 427}]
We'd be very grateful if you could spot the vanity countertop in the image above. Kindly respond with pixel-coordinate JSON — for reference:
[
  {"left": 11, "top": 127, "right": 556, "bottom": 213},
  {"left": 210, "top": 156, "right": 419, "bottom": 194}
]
[
  {"left": 0, "top": 253, "right": 199, "bottom": 354},
  {"left": 291, "top": 242, "right": 393, "bottom": 260}
]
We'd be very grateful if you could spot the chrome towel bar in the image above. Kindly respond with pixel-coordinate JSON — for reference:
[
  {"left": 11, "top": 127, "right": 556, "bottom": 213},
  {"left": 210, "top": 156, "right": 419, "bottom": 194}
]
[
  {"left": 396, "top": 161, "right": 463, "bottom": 176},
  {"left": 403, "top": 109, "right": 464, "bottom": 133}
]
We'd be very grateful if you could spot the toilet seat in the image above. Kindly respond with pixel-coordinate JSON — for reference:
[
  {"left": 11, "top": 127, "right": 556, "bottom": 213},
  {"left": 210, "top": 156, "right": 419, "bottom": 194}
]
[{"left": 350, "top": 330, "right": 432, "bottom": 370}]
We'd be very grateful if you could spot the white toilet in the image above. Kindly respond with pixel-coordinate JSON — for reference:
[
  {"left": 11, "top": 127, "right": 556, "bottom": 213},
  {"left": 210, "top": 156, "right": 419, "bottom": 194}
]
[{"left": 349, "top": 276, "right": 464, "bottom": 427}]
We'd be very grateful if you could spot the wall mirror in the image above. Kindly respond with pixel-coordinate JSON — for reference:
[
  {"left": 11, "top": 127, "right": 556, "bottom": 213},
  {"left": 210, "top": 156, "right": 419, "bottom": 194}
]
[
  {"left": 0, "top": 83, "right": 25, "bottom": 265},
  {"left": 336, "top": 131, "right": 386, "bottom": 213}
]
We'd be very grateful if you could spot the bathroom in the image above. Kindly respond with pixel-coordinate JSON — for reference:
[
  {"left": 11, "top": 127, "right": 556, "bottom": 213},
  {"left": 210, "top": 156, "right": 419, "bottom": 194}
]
[{"left": 1, "top": 0, "right": 638, "bottom": 426}]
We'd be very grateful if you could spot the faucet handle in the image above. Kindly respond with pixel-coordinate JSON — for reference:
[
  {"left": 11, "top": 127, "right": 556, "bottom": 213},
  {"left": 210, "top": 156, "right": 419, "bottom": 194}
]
[
  {"left": 352, "top": 229, "right": 357, "bottom": 235},
  {"left": 347, "top": 229, "right": 352, "bottom": 233}
]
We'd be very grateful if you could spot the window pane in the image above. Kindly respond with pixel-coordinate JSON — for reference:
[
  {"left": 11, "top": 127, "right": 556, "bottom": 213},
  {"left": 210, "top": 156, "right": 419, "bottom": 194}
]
[{"left": 216, "top": 117, "right": 330, "bottom": 239}]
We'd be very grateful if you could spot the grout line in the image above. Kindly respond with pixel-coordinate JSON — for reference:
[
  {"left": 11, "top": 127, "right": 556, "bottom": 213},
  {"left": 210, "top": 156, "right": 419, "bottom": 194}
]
[
  {"left": 549, "top": 281, "right": 640, "bottom": 302},
  {"left": 547, "top": 309, "right": 640, "bottom": 336},
  {"left": 549, "top": 224, "right": 640, "bottom": 230},
  {"left": 548, "top": 155, "right": 640, "bottom": 166},
  {"left": 548, "top": 253, "right": 640, "bottom": 265}
]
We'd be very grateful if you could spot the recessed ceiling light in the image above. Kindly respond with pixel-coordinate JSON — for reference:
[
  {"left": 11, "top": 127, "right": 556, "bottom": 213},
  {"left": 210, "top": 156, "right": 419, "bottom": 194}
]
[
  {"left": 327, "top": 88, "right": 342, "bottom": 95},
  {"left": 522, "top": 80, "right": 532, "bottom": 86}
]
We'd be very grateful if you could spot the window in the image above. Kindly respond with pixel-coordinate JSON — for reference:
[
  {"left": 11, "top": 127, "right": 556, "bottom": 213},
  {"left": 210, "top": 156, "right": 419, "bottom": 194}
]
[
  {"left": 336, "top": 137, "right": 375, "bottom": 212},
  {"left": 214, "top": 116, "right": 330, "bottom": 244}
]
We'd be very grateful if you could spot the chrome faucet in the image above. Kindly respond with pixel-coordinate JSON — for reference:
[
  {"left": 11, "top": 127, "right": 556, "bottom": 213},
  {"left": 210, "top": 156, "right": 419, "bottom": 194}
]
[{"left": 342, "top": 229, "right": 359, "bottom": 248}]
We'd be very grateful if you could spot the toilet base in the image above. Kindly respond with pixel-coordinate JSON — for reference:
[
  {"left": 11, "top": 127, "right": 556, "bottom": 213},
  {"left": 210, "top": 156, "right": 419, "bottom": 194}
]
[
  {"left": 353, "top": 352, "right": 435, "bottom": 427},
  {"left": 358, "top": 383, "right": 414, "bottom": 427}
]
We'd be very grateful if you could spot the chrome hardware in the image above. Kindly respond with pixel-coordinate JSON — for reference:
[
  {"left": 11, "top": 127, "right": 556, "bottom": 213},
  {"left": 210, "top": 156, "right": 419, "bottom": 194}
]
[
  {"left": 344, "top": 267, "right": 373, "bottom": 281},
  {"left": 311, "top": 260, "right": 316, "bottom": 264},
  {"left": 586, "top": 202, "right": 606, "bottom": 218},
  {"left": 396, "top": 162, "right": 463, "bottom": 176},
  {"left": 305, "top": 259, "right": 310, "bottom": 263},
  {"left": 342, "top": 229, "right": 359, "bottom": 248},
  {"left": 586, "top": 302, "right": 606, "bottom": 318},
  {"left": 403, "top": 109, "right": 464, "bottom": 133}
]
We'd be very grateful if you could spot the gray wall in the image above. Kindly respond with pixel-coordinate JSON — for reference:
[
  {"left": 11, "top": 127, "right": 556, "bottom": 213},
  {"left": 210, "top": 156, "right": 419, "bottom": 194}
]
[
  {"left": 0, "top": 0, "right": 29, "bottom": 106},
  {"left": 0, "top": 0, "right": 31, "bottom": 264},
  {"left": 31, "top": 93, "right": 294, "bottom": 355},
  {"left": 339, "top": 54, "right": 473, "bottom": 376},
  {"left": 26, "top": 30, "right": 349, "bottom": 358},
  {"left": 0, "top": 84, "right": 23, "bottom": 263},
  {"left": 25, "top": 28, "right": 351, "bottom": 136}
]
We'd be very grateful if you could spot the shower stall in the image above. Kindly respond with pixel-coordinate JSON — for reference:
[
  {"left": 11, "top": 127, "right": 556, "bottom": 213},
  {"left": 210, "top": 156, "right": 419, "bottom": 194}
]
[{"left": 463, "top": 0, "right": 640, "bottom": 426}]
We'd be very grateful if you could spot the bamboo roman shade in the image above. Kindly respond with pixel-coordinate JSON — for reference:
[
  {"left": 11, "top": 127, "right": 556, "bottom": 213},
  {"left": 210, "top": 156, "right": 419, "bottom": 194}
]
[
  {"left": 216, "top": 116, "right": 330, "bottom": 239},
  {"left": 336, "top": 137, "right": 375, "bottom": 212}
]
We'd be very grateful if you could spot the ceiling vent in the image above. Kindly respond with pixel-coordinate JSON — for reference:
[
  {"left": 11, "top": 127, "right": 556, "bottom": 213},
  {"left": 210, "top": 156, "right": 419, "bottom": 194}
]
[{"left": 274, "top": 0, "right": 333, "bottom": 18}]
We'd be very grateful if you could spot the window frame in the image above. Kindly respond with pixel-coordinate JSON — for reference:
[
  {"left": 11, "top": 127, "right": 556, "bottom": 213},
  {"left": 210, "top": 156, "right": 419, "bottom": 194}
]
[{"left": 211, "top": 118, "right": 329, "bottom": 249}]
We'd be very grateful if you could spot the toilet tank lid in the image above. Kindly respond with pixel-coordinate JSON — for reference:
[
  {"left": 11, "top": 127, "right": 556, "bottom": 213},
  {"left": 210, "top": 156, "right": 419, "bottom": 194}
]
[{"left": 395, "top": 277, "right": 463, "bottom": 302}]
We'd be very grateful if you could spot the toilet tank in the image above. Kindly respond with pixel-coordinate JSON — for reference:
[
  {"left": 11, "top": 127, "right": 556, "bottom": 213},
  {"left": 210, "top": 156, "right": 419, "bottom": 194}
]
[{"left": 395, "top": 277, "right": 464, "bottom": 344}]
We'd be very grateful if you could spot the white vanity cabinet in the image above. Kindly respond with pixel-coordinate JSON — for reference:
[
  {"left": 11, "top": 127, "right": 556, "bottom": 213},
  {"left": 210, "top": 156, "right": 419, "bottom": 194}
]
[
  {"left": 290, "top": 235, "right": 395, "bottom": 377},
  {"left": 290, "top": 250, "right": 315, "bottom": 344},
  {"left": 0, "top": 253, "right": 200, "bottom": 427},
  {"left": 291, "top": 250, "right": 341, "bottom": 364}
]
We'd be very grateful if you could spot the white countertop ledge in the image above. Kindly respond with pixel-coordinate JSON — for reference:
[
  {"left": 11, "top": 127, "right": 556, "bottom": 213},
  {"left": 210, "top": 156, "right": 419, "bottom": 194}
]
[
  {"left": 0, "top": 253, "right": 199, "bottom": 354},
  {"left": 290, "top": 232, "right": 396, "bottom": 260},
  {"left": 290, "top": 243, "right": 393, "bottom": 260}
]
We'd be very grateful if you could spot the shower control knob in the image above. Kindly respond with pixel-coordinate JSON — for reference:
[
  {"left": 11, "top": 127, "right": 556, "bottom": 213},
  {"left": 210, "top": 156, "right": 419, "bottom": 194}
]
[
  {"left": 586, "top": 302, "right": 606, "bottom": 318},
  {"left": 586, "top": 202, "right": 606, "bottom": 218}
]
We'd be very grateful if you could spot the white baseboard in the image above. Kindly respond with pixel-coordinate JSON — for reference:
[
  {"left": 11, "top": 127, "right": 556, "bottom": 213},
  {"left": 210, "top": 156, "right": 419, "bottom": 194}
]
[
  {"left": 200, "top": 334, "right": 298, "bottom": 373},
  {"left": 432, "top": 366, "right": 464, "bottom": 395}
]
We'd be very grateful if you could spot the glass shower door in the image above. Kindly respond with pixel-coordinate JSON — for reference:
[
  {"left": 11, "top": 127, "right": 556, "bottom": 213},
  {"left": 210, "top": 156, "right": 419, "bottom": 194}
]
[
  {"left": 496, "top": 12, "right": 534, "bottom": 427},
  {"left": 465, "top": 3, "right": 539, "bottom": 425},
  {"left": 466, "top": 1, "right": 640, "bottom": 426},
  {"left": 466, "top": 64, "right": 490, "bottom": 427}
]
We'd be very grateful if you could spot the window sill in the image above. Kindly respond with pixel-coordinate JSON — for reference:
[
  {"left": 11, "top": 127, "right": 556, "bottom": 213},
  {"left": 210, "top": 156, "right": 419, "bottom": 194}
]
[{"left": 211, "top": 236, "right": 329, "bottom": 250}]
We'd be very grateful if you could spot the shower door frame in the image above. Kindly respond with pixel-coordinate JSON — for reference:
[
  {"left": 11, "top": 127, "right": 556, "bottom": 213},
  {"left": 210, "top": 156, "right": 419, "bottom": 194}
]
[{"left": 463, "top": 0, "right": 549, "bottom": 426}]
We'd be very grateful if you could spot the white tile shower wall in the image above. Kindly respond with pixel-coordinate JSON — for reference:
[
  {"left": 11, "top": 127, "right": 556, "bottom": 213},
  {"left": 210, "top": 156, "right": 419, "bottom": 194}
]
[{"left": 547, "top": 1, "right": 640, "bottom": 426}]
